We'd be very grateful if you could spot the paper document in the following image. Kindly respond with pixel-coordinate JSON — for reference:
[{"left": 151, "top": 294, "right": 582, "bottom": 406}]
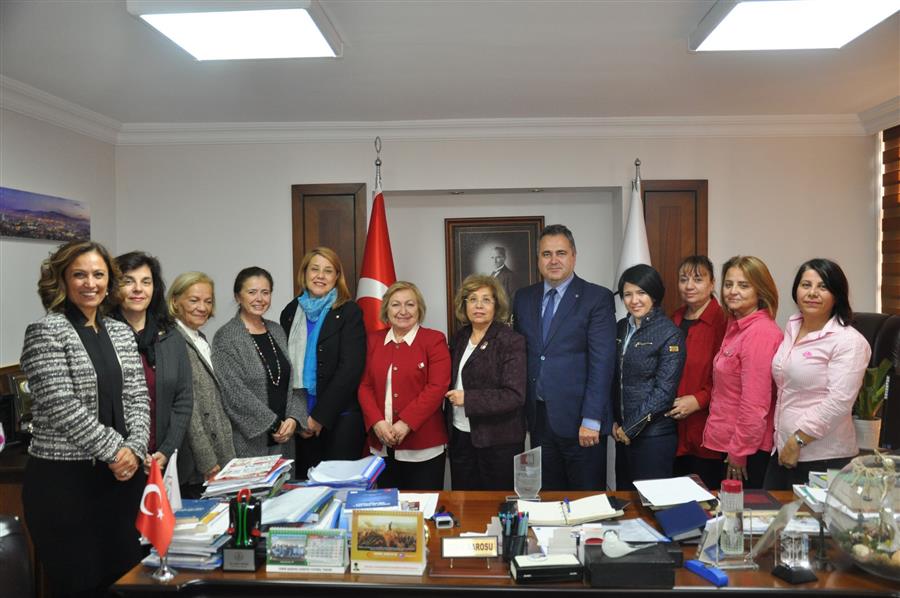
[
  {"left": 633, "top": 476, "right": 715, "bottom": 507},
  {"left": 398, "top": 492, "right": 440, "bottom": 519}
]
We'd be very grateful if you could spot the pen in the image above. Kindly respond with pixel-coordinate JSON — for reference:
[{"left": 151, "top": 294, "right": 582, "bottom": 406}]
[{"left": 563, "top": 498, "right": 571, "bottom": 513}]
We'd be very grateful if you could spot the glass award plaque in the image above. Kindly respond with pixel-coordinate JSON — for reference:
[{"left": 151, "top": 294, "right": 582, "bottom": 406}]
[{"left": 514, "top": 447, "right": 541, "bottom": 500}]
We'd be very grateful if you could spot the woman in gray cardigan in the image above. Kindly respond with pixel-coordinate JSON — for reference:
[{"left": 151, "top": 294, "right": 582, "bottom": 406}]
[
  {"left": 113, "top": 251, "right": 193, "bottom": 475},
  {"left": 169, "top": 271, "right": 235, "bottom": 495},
  {"left": 213, "top": 267, "right": 305, "bottom": 460}
]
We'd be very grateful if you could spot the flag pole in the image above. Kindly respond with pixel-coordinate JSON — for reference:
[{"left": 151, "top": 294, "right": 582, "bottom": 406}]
[{"left": 151, "top": 553, "right": 177, "bottom": 583}]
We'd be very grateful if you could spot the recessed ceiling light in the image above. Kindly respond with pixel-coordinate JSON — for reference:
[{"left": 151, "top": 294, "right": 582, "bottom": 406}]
[
  {"left": 126, "top": 0, "right": 342, "bottom": 61},
  {"left": 691, "top": 0, "right": 899, "bottom": 51},
  {"left": 450, "top": 191, "right": 465, "bottom": 195}
]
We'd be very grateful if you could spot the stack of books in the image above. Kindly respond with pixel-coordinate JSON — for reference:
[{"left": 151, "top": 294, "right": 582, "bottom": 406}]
[
  {"left": 142, "top": 499, "right": 231, "bottom": 570},
  {"left": 202, "top": 455, "right": 294, "bottom": 497},
  {"left": 261, "top": 486, "right": 335, "bottom": 526},
  {"left": 305, "top": 455, "right": 385, "bottom": 489}
]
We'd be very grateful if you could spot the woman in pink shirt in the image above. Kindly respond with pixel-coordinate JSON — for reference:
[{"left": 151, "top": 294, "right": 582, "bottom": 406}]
[
  {"left": 703, "top": 256, "right": 783, "bottom": 489},
  {"left": 763, "top": 259, "right": 870, "bottom": 490}
]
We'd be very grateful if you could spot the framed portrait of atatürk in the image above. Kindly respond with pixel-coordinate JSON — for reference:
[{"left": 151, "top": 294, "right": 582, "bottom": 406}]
[{"left": 444, "top": 216, "right": 544, "bottom": 335}]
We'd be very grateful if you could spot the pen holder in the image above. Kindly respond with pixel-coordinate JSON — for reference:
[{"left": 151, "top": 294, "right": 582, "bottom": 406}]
[{"left": 502, "top": 534, "right": 528, "bottom": 562}]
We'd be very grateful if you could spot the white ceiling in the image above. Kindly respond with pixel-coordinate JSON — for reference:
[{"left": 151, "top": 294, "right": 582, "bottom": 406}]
[{"left": 0, "top": 0, "right": 898, "bottom": 124}]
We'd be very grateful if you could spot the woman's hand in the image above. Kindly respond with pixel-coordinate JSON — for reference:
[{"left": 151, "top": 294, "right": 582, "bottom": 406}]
[
  {"left": 445, "top": 390, "right": 464, "bottom": 407},
  {"left": 273, "top": 418, "right": 298, "bottom": 443},
  {"left": 725, "top": 456, "right": 748, "bottom": 480},
  {"left": 306, "top": 416, "right": 323, "bottom": 437},
  {"left": 391, "top": 420, "right": 412, "bottom": 445},
  {"left": 109, "top": 447, "right": 140, "bottom": 482},
  {"left": 142, "top": 451, "right": 168, "bottom": 474},
  {"left": 778, "top": 435, "right": 803, "bottom": 469},
  {"left": 612, "top": 423, "right": 631, "bottom": 445},
  {"left": 373, "top": 420, "right": 397, "bottom": 447},
  {"left": 204, "top": 464, "right": 221, "bottom": 481},
  {"left": 667, "top": 395, "right": 701, "bottom": 420}
]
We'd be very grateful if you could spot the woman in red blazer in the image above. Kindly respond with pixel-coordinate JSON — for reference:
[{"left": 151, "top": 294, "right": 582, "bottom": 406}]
[
  {"left": 358, "top": 281, "right": 451, "bottom": 490},
  {"left": 445, "top": 275, "right": 526, "bottom": 490},
  {"left": 667, "top": 256, "right": 726, "bottom": 489}
]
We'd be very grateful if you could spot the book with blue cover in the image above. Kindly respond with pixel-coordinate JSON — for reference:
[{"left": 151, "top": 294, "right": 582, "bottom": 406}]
[
  {"left": 175, "top": 499, "right": 221, "bottom": 523},
  {"left": 654, "top": 500, "right": 709, "bottom": 541},
  {"left": 345, "top": 488, "right": 399, "bottom": 511}
]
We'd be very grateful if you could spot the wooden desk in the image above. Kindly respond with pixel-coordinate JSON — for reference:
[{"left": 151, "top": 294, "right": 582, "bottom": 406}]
[{"left": 112, "top": 491, "right": 900, "bottom": 597}]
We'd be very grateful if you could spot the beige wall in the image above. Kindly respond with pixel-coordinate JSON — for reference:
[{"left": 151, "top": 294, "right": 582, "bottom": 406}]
[
  {"left": 115, "top": 133, "right": 877, "bottom": 340},
  {"left": 0, "top": 109, "right": 117, "bottom": 364}
]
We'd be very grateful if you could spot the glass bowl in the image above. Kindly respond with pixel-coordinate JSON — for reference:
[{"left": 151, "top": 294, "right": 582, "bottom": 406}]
[{"left": 824, "top": 452, "right": 900, "bottom": 582}]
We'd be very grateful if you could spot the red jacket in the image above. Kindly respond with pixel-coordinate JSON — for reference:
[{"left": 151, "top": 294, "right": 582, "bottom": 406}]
[
  {"left": 358, "top": 326, "right": 451, "bottom": 451},
  {"left": 671, "top": 297, "right": 726, "bottom": 459}
]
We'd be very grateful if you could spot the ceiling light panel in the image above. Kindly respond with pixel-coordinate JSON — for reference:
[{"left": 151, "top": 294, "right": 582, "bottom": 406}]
[{"left": 693, "top": 0, "right": 900, "bottom": 51}]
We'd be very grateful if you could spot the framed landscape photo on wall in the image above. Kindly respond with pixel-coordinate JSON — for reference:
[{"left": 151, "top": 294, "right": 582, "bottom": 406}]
[{"left": 445, "top": 216, "right": 544, "bottom": 335}]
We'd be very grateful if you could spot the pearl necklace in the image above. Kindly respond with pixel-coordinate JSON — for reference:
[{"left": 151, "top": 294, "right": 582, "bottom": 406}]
[{"left": 251, "top": 330, "right": 282, "bottom": 386}]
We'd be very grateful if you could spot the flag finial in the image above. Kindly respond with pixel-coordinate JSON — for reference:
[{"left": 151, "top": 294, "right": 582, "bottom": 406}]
[
  {"left": 374, "top": 136, "right": 383, "bottom": 188},
  {"left": 633, "top": 158, "right": 641, "bottom": 190}
]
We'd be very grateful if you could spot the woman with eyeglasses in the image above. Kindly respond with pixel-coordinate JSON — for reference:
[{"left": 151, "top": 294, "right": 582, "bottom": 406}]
[{"left": 445, "top": 274, "right": 526, "bottom": 490}]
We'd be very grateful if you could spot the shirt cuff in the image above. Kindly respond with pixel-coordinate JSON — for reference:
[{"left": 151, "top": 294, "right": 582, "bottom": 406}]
[{"left": 581, "top": 418, "right": 601, "bottom": 431}]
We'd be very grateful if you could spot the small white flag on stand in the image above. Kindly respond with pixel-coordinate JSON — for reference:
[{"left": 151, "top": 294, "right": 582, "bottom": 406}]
[{"left": 163, "top": 449, "right": 182, "bottom": 512}]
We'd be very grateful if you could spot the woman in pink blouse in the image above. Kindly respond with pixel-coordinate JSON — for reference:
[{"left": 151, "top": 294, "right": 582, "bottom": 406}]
[
  {"left": 763, "top": 259, "right": 870, "bottom": 490},
  {"left": 703, "top": 256, "right": 783, "bottom": 489}
]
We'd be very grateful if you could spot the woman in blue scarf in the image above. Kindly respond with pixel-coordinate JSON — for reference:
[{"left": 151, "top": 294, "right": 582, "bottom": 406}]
[{"left": 280, "top": 247, "right": 367, "bottom": 477}]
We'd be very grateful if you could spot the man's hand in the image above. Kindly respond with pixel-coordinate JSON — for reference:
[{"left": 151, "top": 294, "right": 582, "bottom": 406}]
[{"left": 579, "top": 425, "right": 601, "bottom": 448}]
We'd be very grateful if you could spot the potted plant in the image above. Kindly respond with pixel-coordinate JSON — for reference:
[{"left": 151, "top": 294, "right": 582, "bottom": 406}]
[{"left": 854, "top": 358, "right": 892, "bottom": 451}]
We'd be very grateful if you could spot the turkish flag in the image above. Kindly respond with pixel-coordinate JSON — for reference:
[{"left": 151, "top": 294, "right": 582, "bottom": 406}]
[
  {"left": 135, "top": 458, "right": 175, "bottom": 557},
  {"left": 357, "top": 183, "right": 397, "bottom": 333}
]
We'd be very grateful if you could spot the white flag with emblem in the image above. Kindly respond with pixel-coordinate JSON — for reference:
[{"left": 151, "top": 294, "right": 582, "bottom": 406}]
[{"left": 163, "top": 449, "right": 182, "bottom": 512}]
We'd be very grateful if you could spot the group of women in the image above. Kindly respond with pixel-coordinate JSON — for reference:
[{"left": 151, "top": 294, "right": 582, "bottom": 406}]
[
  {"left": 20, "top": 239, "right": 870, "bottom": 596},
  {"left": 613, "top": 255, "right": 870, "bottom": 494}
]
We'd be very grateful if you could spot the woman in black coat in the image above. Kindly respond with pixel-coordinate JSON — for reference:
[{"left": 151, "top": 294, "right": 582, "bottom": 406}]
[
  {"left": 612, "top": 264, "right": 685, "bottom": 490},
  {"left": 280, "top": 247, "right": 367, "bottom": 477},
  {"left": 445, "top": 274, "right": 526, "bottom": 490},
  {"left": 113, "top": 251, "right": 193, "bottom": 475}
]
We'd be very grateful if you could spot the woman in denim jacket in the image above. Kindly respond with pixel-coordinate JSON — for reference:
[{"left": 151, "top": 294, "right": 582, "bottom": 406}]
[{"left": 612, "top": 264, "right": 686, "bottom": 490}]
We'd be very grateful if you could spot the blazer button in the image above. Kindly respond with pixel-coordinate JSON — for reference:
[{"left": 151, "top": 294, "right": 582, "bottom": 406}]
[
  {"left": 211, "top": 433, "right": 217, "bottom": 440},
  {"left": 393, "top": 393, "right": 399, "bottom": 398},
  {"left": 204, "top": 412, "right": 210, "bottom": 417},
  {"left": 540, "top": 355, "right": 545, "bottom": 361},
  {"left": 393, "top": 366, "right": 398, "bottom": 371},
  {"left": 319, "top": 347, "right": 324, "bottom": 352}
]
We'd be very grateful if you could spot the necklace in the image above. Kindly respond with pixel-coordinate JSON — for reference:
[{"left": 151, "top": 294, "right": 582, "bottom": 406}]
[{"left": 251, "top": 331, "right": 282, "bottom": 386}]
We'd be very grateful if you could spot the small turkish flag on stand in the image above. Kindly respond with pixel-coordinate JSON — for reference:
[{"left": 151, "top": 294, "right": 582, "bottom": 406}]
[
  {"left": 136, "top": 458, "right": 175, "bottom": 559},
  {"left": 357, "top": 182, "right": 397, "bottom": 333}
]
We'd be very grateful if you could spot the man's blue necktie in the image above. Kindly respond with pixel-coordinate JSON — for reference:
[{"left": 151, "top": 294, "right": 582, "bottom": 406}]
[{"left": 542, "top": 288, "right": 557, "bottom": 343}]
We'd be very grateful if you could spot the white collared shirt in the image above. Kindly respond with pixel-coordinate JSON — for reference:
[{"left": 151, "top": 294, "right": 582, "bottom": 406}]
[
  {"left": 369, "top": 324, "right": 445, "bottom": 463},
  {"left": 452, "top": 340, "right": 478, "bottom": 432},
  {"left": 177, "top": 319, "right": 213, "bottom": 370}
]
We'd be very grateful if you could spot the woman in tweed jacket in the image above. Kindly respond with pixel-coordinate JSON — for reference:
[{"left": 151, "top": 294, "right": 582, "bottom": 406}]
[
  {"left": 20, "top": 241, "right": 150, "bottom": 596},
  {"left": 169, "top": 271, "right": 235, "bottom": 496},
  {"left": 213, "top": 267, "right": 305, "bottom": 460}
]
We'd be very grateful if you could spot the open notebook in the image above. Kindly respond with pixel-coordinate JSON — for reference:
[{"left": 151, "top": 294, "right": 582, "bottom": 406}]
[{"left": 518, "top": 494, "right": 623, "bottom": 526}]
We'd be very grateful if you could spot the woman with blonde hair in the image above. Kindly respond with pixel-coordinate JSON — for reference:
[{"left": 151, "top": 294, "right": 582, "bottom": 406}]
[
  {"left": 169, "top": 271, "right": 235, "bottom": 496},
  {"left": 445, "top": 274, "right": 526, "bottom": 490},
  {"left": 703, "top": 256, "right": 783, "bottom": 488},
  {"left": 358, "top": 281, "right": 451, "bottom": 490},
  {"left": 280, "top": 247, "right": 367, "bottom": 476}
]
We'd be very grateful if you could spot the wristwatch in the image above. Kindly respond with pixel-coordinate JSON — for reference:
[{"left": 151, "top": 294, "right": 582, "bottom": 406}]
[{"left": 793, "top": 432, "right": 806, "bottom": 447}]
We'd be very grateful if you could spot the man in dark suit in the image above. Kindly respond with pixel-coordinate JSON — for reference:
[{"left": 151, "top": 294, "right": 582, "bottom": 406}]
[
  {"left": 512, "top": 224, "right": 616, "bottom": 490},
  {"left": 490, "top": 246, "right": 515, "bottom": 301}
]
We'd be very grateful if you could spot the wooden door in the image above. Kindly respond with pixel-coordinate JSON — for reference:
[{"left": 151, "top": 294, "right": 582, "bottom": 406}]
[
  {"left": 643, "top": 180, "right": 708, "bottom": 317},
  {"left": 291, "top": 184, "right": 367, "bottom": 297}
]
